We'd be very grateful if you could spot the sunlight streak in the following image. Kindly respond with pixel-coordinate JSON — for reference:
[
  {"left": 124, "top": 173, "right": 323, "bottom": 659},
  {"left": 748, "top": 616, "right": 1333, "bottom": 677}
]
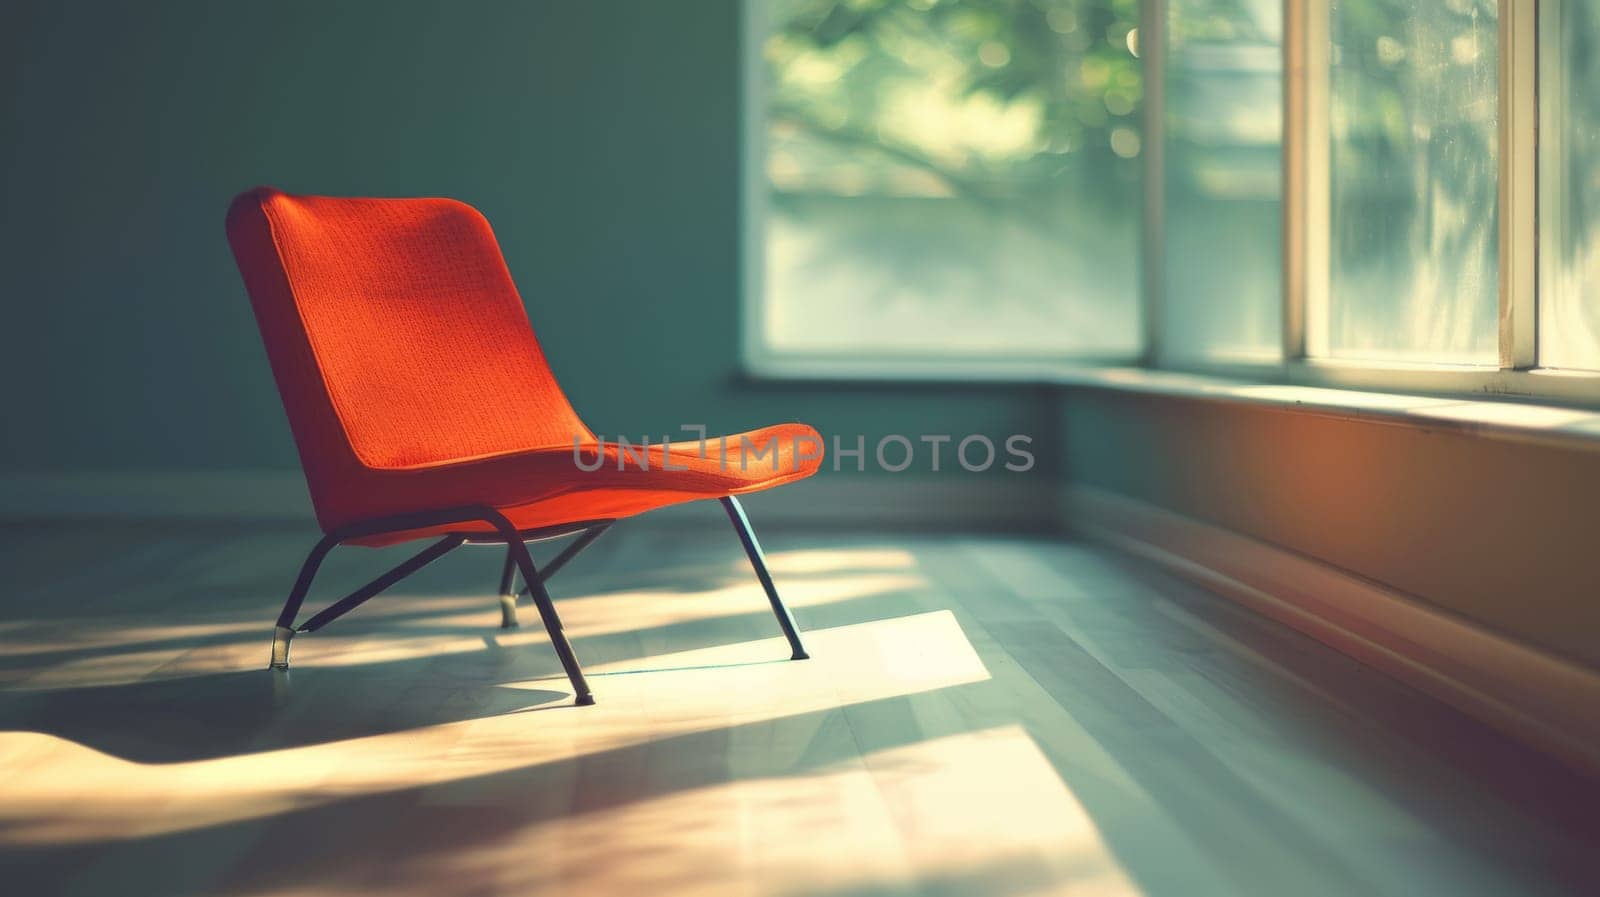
[
  {"left": 378, "top": 727, "right": 1141, "bottom": 897},
  {"left": 0, "top": 611, "right": 989, "bottom": 845}
]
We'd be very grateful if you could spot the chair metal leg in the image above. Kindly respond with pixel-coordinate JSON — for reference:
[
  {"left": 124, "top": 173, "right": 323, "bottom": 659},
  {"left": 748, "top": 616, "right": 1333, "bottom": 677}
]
[
  {"left": 263, "top": 505, "right": 596, "bottom": 705},
  {"left": 297, "top": 535, "right": 464, "bottom": 633},
  {"left": 720, "top": 496, "right": 809, "bottom": 660},
  {"left": 269, "top": 532, "right": 340, "bottom": 671},
  {"left": 497, "top": 546, "right": 520, "bottom": 629},
  {"left": 502, "top": 530, "right": 594, "bottom": 705},
  {"left": 516, "top": 524, "right": 611, "bottom": 598},
  {"left": 270, "top": 534, "right": 465, "bottom": 670}
]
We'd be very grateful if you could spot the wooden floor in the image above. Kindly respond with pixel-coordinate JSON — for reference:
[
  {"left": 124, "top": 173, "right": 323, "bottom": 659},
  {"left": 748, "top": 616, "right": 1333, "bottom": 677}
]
[{"left": 1, "top": 516, "right": 1596, "bottom": 896}]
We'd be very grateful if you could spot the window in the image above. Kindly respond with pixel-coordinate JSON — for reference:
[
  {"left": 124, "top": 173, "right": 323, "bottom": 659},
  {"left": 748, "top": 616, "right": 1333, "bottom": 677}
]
[
  {"left": 1259, "top": 0, "right": 1598, "bottom": 404},
  {"left": 1540, "top": 0, "right": 1600, "bottom": 371},
  {"left": 1161, "top": 0, "right": 1283, "bottom": 364},
  {"left": 754, "top": 0, "right": 1144, "bottom": 367},
  {"left": 1323, "top": 0, "right": 1499, "bottom": 364},
  {"left": 747, "top": 0, "right": 1600, "bottom": 403}
]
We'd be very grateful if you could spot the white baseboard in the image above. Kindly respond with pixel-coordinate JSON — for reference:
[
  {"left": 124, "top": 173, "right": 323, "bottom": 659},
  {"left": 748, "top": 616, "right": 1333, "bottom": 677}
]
[
  {"left": 0, "top": 471, "right": 1058, "bottom": 529},
  {"left": 1062, "top": 484, "right": 1600, "bottom": 776}
]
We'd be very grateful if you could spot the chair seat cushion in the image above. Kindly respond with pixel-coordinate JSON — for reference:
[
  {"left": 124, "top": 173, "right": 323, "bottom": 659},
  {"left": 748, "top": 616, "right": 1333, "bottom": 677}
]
[{"left": 339, "top": 423, "right": 824, "bottom": 546}]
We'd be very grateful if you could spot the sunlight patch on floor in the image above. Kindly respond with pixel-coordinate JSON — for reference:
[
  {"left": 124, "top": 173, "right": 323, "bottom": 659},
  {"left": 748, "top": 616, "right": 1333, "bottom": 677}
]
[
  {"left": 341, "top": 726, "right": 1139, "bottom": 897},
  {"left": 3, "top": 571, "right": 922, "bottom": 688},
  {"left": 760, "top": 547, "right": 919, "bottom": 575},
  {"left": 0, "top": 619, "right": 264, "bottom": 660},
  {"left": 0, "top": 611, "right": 988, "bottom": 846},
  {"left": 394, "top": 571, "right": 926, "bottom": 643}
]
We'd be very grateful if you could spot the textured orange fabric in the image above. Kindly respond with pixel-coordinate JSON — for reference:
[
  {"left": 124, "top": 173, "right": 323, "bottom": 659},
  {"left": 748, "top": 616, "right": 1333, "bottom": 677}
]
[{"left": 226, "top": 187, "right": 821, "bottom": 546}]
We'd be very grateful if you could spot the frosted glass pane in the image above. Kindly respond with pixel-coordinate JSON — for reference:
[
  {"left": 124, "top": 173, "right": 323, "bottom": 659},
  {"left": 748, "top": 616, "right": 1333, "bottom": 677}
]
[
  {"left": 763, "top": 0, "right": 1143, "bottom": 360},
  {"left": 1325, "top": 0, "right": 1498, "bottom": 364},
  {"left": 1162, "top": 0, "right": 1283, "bottom": 364},
  {"left": 1540, "top": 0, "right": 1600, "bottom": 370}
]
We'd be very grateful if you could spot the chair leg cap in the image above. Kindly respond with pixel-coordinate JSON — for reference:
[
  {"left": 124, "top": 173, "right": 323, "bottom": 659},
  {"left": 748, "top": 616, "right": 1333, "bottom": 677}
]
[
  {"left": 574, "top": 693, "right": 596, "bottom": 706},
  {"left": 498, "top": 594, "right": 520, "bottom": 629},
  {"left": 791, "top": 651, "right": 810, "bottom": 661},
  {"left": 269, "top": 625, "right": 295, "bottom": 671}
]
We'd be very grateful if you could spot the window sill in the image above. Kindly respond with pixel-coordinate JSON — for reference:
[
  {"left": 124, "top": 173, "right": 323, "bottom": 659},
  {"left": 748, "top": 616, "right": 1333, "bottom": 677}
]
[
  {"left": 742, "top": 350, "right": 1600, "bottom": 451},
  {"left": 1057, "top": 366, "right": 1600, "bottom": 453},
  {"left": 740, "top": 354, "right": 1135, "bottom": 385}
]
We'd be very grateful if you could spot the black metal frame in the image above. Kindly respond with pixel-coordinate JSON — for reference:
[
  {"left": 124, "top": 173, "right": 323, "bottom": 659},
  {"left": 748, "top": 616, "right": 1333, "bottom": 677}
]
[
  {"left": 268, "top": 496, "right": 807, "bottom": 704},
  {"left": 496, "top": 522, "right": 612, "bottom": 629}
]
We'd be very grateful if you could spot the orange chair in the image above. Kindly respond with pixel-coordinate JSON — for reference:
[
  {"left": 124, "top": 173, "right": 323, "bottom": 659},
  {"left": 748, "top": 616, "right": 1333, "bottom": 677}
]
[{"left": 226, "top": 187, "right": 822, "bottom": 704}]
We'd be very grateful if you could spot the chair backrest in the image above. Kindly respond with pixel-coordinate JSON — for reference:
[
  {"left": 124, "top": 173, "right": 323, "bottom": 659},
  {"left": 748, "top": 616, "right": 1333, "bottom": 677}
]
[{"left": 227, "top": 188, "right": 593, "bottom": 484}]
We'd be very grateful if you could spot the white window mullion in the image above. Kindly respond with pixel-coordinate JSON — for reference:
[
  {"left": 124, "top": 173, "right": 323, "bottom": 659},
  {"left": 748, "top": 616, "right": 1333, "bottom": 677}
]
[
  {"left": 1500, "top": 0, "right": 1538, "bottom": 370},
  {"left": 1283, "top": 0, "right": 1328, "bottom": 362}
]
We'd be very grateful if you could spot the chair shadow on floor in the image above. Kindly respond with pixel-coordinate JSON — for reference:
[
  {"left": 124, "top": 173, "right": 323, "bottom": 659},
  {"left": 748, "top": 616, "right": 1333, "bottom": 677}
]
[
  {"left": 0, "top": 557, "right": 933, "bottom": 765},
  {"left": 0, "top": 658, "right": 570, "bottom": 765}
]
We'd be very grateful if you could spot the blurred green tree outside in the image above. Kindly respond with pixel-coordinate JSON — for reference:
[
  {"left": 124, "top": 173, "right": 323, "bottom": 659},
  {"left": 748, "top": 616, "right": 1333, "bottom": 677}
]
[
  {"left": 1326, "top": 0, "right": 1500, "bottom": 362},
  {"left": 761, "top": 0, "right": 1144, "bottom": 357},
  {"left": 1161, "top": 0, "right": 1283, "bottom": 363},
  {"left": 767, "top": 0, "right": 1142, "bottom": 204}
]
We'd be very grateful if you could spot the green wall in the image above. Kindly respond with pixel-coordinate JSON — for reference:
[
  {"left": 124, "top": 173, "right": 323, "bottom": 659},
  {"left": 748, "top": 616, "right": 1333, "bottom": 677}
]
[{"left": 0, "top": 0, "right": 1051, "bottom": 478}]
